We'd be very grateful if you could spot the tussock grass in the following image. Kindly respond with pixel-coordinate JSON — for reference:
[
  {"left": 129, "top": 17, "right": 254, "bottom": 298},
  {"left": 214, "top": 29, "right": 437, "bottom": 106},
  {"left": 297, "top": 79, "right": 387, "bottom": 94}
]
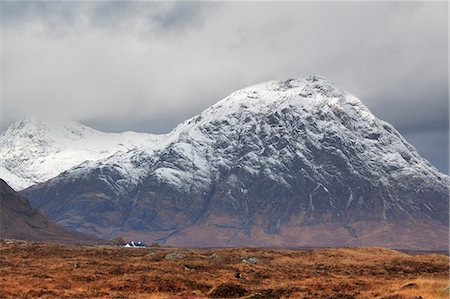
[{"left": 0, "top": 242, "right": 448, "bottom": 298}]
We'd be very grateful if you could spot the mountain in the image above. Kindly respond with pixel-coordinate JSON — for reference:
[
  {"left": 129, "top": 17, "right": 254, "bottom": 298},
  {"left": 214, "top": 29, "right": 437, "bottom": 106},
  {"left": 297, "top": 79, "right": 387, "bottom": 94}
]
[
  {"left": 0, "top": 179, "right": 102, "bottom": 243},
  {"left": 4, "top": 76, "right": 449, "bottom": 250},
  {"left": 0, "top": 119, "right": 162, "bottom": 190}
]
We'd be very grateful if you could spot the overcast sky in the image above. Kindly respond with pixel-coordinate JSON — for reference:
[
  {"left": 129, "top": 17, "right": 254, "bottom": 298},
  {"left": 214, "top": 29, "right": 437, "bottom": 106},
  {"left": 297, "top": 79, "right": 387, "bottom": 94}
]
[{"left": 0, "top": 1, "right": 448, "bottom": 173}]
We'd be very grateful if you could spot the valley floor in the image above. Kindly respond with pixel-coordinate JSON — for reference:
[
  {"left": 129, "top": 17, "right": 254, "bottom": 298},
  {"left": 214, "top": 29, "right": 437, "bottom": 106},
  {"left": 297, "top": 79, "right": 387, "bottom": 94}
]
[{"left": 0, "top": 241, "right": 448, "bottom": 299}]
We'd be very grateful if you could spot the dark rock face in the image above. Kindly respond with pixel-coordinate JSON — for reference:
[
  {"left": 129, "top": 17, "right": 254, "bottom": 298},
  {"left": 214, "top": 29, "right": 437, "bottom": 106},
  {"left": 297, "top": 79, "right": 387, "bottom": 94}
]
[
  {"left": 0, "top": 179, "right": 101, "bottom": 244},
  {"left": 21, "top": 77, "right": 449, "bottom": 249}
]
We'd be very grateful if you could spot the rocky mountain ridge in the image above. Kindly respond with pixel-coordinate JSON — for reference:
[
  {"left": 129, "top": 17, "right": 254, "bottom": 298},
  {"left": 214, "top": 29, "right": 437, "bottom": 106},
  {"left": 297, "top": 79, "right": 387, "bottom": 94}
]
[
  {"left": 0, "top": 119, "right": 162, "bottom": 190},
  {"left": 2, "top": 76, "right": 448, "bottom": 249}
]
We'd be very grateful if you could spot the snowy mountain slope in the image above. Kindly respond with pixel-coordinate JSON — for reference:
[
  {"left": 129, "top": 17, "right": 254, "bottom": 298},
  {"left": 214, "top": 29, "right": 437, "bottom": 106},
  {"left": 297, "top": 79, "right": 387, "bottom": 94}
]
[
  {"left": 11, "top": 76, "right": 450, "bottom": 249},
  {"left": 52, "top": 76, "right": 445, "bottom": 194},
  {"left": 0, "top": 119, "right": 164, "bottom": 190}
]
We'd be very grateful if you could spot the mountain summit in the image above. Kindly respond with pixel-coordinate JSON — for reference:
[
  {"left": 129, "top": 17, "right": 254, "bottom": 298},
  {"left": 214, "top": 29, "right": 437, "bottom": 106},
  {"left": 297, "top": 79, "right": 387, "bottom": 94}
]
[{"left": 3, "top": 76, "right": 448, "bottom": 249}]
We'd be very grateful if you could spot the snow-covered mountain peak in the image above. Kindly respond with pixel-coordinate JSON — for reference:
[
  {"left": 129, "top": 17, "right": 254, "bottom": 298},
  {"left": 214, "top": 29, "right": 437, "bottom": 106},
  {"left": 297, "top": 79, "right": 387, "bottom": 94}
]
[
  {"left": 1, "top": 76, "right": 447, "bottom": 196},
  {"left": 0, "top": 119, "right": 163, "bottom": 190},
  {"left": 231, "top": 75, "right": 345, "bottom": 100},
  {"left": 173, "top": 76, "right": 375, "bottom": 138},
  {"left": 205, "top": 76, "right": 358, "bottom": 118},
  {"left": 2, "top": 119, "right": 98, "bottom": 144},
  {"left": 141, "top": 76, "right": 446, "bottom": 200},
  {"left": 3, "top": 77, "right": 449, "bottom": 249}
]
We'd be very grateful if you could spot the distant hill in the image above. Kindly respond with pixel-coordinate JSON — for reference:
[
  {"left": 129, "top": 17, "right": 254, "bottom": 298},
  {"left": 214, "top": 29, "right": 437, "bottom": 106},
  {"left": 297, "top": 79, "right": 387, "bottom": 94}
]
[{"left": 0, "top": 179, "right": 102, "bottom": 244}]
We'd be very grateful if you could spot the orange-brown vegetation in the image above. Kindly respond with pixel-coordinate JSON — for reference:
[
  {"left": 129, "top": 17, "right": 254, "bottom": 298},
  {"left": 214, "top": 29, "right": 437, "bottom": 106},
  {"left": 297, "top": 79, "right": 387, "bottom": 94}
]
[{"left": 0, "top": 241, "right": 448, "bottom": 298}]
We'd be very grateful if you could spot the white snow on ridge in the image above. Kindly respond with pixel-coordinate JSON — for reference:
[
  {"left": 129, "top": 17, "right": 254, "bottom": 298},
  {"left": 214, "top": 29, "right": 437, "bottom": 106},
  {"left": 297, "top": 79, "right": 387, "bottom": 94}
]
[
  {"left": 1, "top": 76, "right": 447, "bottom": 192},
  {"left": 0, "top": 119, "right": 164, "bottom": 190}
]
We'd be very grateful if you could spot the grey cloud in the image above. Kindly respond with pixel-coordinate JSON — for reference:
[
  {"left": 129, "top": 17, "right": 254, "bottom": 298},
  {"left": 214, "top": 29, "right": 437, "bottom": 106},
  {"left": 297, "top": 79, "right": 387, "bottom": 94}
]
[
  {"left": 90, "top": 2, "right": 144, "bottom": 29},
  {"left": 367, "top": 83, "right": 448, "bottom": 133},
  {"left": 0, "top": 1, "right": 211, "bottom": 34},
  {"left": 0, "top": 2, "right": 80, "bottom": 31},
  {"left": 402, "top": 129, "right": 449, "bottom": 174},
  {"left": 152, "top": 2, "right": 210, "bottom": 32}
]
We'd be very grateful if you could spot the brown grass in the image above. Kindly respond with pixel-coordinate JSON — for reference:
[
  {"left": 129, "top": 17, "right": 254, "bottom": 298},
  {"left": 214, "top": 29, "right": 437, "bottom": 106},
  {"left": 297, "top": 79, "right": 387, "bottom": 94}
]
[{"left": 0, "top": 240, "right": 448, "bottom": 298}]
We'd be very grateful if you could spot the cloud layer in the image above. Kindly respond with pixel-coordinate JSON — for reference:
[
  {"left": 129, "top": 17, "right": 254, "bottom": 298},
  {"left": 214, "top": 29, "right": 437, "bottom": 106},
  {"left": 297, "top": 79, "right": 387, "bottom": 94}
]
[{"left": 0, "top": 2, "right": 448, "bottom": 172}]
